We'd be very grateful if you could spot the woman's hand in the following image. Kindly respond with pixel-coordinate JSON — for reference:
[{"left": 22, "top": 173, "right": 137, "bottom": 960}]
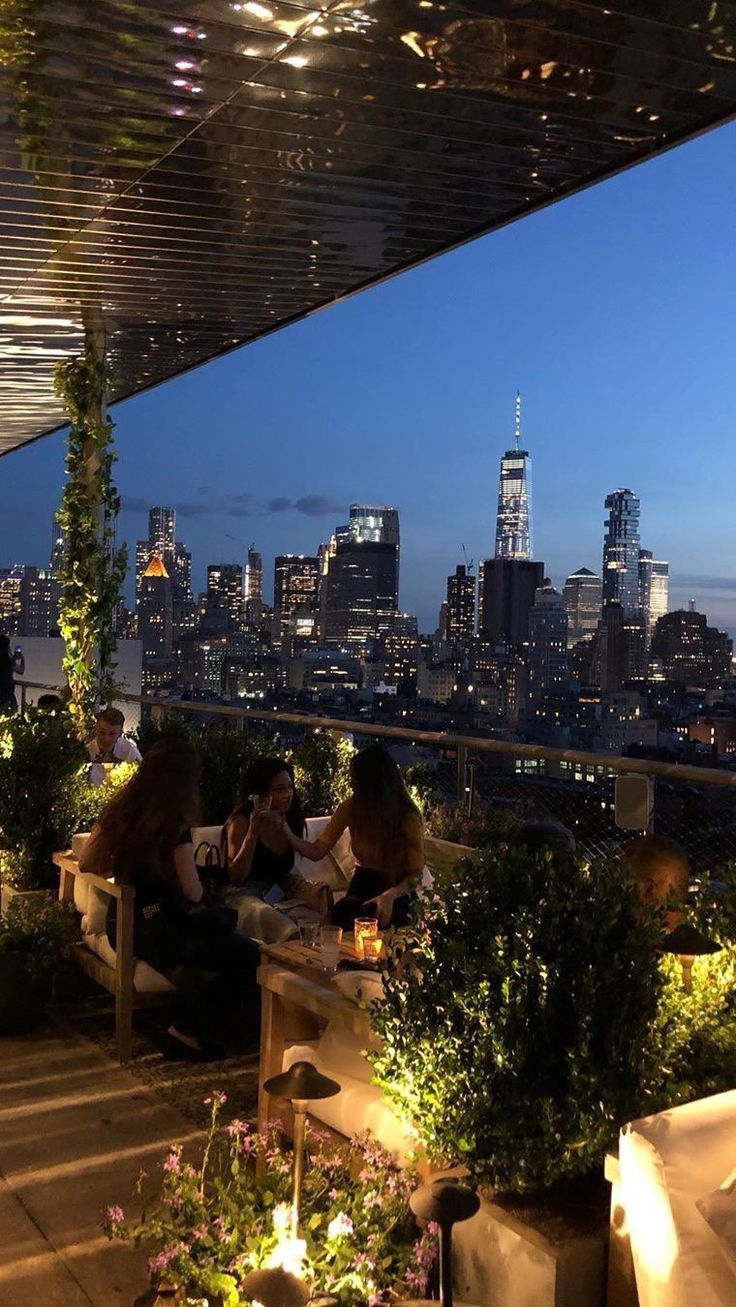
[{"left": 362, "top": 889, "right": 395, "bottom": 930}]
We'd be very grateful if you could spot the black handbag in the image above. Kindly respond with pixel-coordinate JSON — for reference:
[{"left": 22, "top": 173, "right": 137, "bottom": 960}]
[{"left": 194, "top": 840, "right": 228, "bottom": 896}]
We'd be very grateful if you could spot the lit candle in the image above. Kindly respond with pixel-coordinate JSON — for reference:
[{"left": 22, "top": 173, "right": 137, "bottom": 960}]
[
  {"left": 363, "top": 936, "right": 383, "bottom": 964},
  {"left": 354, "top": 917, "right": 378, "bottom": 960}
]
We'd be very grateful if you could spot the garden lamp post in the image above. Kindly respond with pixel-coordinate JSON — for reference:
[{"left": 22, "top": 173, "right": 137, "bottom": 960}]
[
  {"left": 407, "top": 1177, "right": 480, "bottom": 1307},
  {"left": 660, "top": 922, "right": 721, "bottom": 993},
  {"left": 263, "top": 1060, "right": 340, "bottom": 1237}
]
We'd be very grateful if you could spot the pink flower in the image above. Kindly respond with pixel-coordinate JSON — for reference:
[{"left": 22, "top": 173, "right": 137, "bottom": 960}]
[
  {"left": 148, "top": 1248, "right": 175, "bottom": 1276},
  {"left": 203, "top": 1090, "right": 227, "bottom": 1107},
  {"left": 162, "top": 1147, "right": 182, "bottom": 1174}
]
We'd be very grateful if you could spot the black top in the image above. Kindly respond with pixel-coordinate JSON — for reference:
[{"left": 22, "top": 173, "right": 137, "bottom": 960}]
[{"left": 222, "top": 820, "right": 294, "bottom": 894}]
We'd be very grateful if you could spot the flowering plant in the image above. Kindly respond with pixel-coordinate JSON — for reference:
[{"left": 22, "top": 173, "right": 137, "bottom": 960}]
[{"left": 103, "top": 1092, "right": 437, "bottom": 1306}]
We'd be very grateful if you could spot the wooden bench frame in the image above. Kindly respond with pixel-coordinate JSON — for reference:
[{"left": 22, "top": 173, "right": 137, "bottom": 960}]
[{"left": 54, "top": 851, "right": 168, "bottom": 1064}]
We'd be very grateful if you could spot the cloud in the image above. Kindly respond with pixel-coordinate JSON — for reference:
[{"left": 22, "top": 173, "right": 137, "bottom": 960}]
[
  {"left": 672, "top": 574, "right": 736, "bottom": 591},
  {"left": 120, "top": 495, "right": 149, "bottom": 514},
  {"left": 294, "top": 495, "right": 346, "bottom": 517},
  {"left": 120, "top": 492, "right": 346, "bottom": 521}
]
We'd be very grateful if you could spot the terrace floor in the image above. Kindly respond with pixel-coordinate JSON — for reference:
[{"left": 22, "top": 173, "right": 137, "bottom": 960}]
[{"left": 0, "top": 1015, "right": 259, "bottom": 1305}]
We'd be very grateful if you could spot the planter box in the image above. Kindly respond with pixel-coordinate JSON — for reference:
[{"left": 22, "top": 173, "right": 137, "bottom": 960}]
[
  {"left": 451, "top": 1190, "right": 607, "bottom": 1307},
  {"left": 0, "top": 884, "right": 53, "bottom": 916}
]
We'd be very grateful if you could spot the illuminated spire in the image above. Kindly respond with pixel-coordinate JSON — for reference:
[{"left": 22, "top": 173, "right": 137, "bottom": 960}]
[
  {"left": 143, "top": 554, "right": 169, "bottom": 579},
  {"left": 514, "top": 391, "right": 521, "bottom": 452}
]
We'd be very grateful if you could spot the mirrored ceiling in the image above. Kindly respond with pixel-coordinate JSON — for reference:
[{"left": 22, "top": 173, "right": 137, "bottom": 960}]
[{"left": 1, "top": 1, "right": 735, "bottom": 453}]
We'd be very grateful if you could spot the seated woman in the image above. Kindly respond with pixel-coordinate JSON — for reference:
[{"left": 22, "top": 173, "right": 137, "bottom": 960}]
[
  {"left": 284, "top": 744, "right": 425, "bottom": 930},
  {"left": 221, "top": 758, "right": 328, "bottom": 933},
  {"left": 80, "top": 738, "right": 258, "bottom": 1061}
]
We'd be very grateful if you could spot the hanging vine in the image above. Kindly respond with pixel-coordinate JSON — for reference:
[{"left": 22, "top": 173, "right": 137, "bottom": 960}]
[{"left": 53, "top": 349, "right": 128, "bottom": 735}]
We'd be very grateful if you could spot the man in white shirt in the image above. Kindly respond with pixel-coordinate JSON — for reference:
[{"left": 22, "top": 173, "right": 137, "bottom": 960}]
[{"left": 87, "top": 706, "right": 142, "bottom": 786}]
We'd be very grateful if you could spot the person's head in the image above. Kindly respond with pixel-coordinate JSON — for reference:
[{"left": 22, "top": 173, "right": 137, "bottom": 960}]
[
  {"left": 94, "top": 738, "right": 202, "bottom": 884},
  {"left": 233, "top": 757, "right": 304, "bottom": 835},
  {"left": 95, "top": 706, "right": 125, "bottom": 752},
  {"left": 510, "top": 820, "right": 576, "bottom": 862},
  {"left": 625, "top": 835, "right": 690, "bottom": 909},
  {"left": 350, "top": 744, "right": 419, "bottom": 855},
  {"left": 37, "top": 693, "right": 63, "bottom": 712}
]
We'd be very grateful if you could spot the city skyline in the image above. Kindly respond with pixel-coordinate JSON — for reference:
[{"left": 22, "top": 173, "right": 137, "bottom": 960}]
[{"left": 1, "top": 121, "right": 736, "bottom": 634}]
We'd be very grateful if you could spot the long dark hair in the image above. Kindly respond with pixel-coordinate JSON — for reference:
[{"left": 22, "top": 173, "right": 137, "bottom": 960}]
[
  {"left": 229, "top": 757, "right": 305, "bottom": 838},
  {"left": 92, "top": 738, "right": 201, "bottom": 886},
  {"left": 350, "top": 745, "right": 420, "bottom": 860}
]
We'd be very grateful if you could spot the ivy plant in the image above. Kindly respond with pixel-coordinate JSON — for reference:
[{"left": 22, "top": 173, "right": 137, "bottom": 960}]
[{"left": 54, "top": 350, "right": 128, "bottom": 734}]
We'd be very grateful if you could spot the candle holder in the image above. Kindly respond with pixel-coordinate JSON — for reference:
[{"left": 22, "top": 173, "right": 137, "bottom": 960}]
[
  {"left": 242, "top": 1265, "right": 311, "bottom": 1307},
  {"left": 363, "top": 935, "right": 384, "bottom": 965},
  {"left": 354, "top": 916, "right": 378, "bottom": 960}
]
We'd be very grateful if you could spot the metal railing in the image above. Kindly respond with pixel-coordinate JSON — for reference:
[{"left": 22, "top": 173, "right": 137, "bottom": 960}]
[{"left": 17, "top": 680, "right": 736, "bottom": 871}]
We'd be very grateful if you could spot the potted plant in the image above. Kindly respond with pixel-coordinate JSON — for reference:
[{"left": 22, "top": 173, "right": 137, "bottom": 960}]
[
  {"left": 369, "top": 843, "right": 667, "bottom": 1307},
  {"left": 104, "top": 1091, "right": 438, "bottom": 1306},
  {"left": 0, "top": 706, "right": 87, "bottom": 907},
  {"left": 0, "top": 895, "right": 79, "bottom": 1034}
]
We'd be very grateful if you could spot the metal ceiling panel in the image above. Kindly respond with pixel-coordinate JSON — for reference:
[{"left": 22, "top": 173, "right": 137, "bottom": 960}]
[{"left": 1, "top": 0, "right": 735, "bottom": 453}]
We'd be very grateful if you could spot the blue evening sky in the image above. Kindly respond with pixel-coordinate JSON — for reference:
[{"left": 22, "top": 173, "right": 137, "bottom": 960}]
[{"left": 2, "top": 120, "right": 735, "bottom": 634}]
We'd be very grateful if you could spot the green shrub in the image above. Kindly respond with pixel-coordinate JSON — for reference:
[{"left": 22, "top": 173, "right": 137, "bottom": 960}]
[
  {"left": 0, "top": 709, "right": 87, "bottom": 889},
  {"left": 135, "top": 713, "right": 279, "bottom": 824},
  {"left": 426, "top": 800, "right": 520, "bottom": 849},
  {"left": 370, "top": 844, "right": 665, "bottom": 1194},
  {"left": 290, "top": 731, "right": 354, "bottom": 816},
  {"left": 72, "top": 761, "right": 139, "bottom": 832}
]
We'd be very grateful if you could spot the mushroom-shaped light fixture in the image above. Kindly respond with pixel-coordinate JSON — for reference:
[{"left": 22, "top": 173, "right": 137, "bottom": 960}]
[
  {"left": 409, "top": 1178, "right": 480, "bottom": 1306},
  {"left": 660, "top": 922, "right": 721, "bottom": 992},
  {"left": 263, "top": 1061, "right": 340, "bottom": 1236}
]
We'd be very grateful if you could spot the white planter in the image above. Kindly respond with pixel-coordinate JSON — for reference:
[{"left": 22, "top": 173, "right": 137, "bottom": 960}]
[
  {"left": 452, "top": 1190, "right": 607, "bottom": 1307},
  {"left": 0, "top": 885, "right": 53, "bottom": 916}
]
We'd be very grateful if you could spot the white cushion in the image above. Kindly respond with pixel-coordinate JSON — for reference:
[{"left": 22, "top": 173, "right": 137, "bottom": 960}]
[
  {"left": 282, "top": 1039, "right": 416, "bottom": 1159},
  {"left": 293, "top": 816, "right": 354, "bottom": 891},
  {"left": 226, "top": 892, "right": 299, "bottom": 944},
  {"left": 332, "top": 970, "right": 384, "bottom": 1009},
  {"left": 620, "top": 1090, "right": 736, "bottom": 1307},
  {"left": 71, "top": 865, "right": 112, "bottom": 937},
  {"left": 84, "top": 931, "right": 174, "bottom": 994},
  {"left": 71, "top": 832, "right": 91, "bottom": 860},
  {"left": 192, "top": 825, "right": 223, "bottom": 855},
  {"left": 315, "top": 1021, "right": 381, "bottom": 1086}
]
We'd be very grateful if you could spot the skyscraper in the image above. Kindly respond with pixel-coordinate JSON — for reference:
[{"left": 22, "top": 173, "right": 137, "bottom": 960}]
[
  {"left": 477, "top": 557, "right": 544, "bottom": 647},
  {"left": 148, "top": 507, "right": 175, "bottom": 568},
  {"left": 323, "top": 541, "right": 398, "bottom": 653},
  {"left": 173, "top": 542, "right": 193, "bottom": 604},
  {"left": 244, "top": 546, "right": 263, "bottom": 624},
  {"left": 446, "top": 564, "right": 476, "bottom": 646},
  {"left": 527, "top": 582, "right": 569, "bottom": 704},
  {"left": 563, "top": 567, "right": 602, "bottom": 645},
  {"left": 273, "top": 555, "right": 320, "bottom": 644},
  {"left": 349, "top": 504, "right": 399, "bottom": 547},
  {"left": 638, "top": 549, "right": 669, "bottom": 646},
  {"left": 138, "top": 555, "right": 173, "bottom": 688},
  {"left": 495, "top": 393, "right": 532, "bottom": 561},
  {"left": 349, "top": 505, "right": 400, "bottom": 599},
  {"left": 207, "top": 564, "right": 244, "bottom": 631},
  {"left": 602, "top": 490, "right": 641, "bottom": 616}
]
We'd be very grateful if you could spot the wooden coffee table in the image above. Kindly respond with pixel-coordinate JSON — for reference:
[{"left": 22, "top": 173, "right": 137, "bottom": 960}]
[{"left": 256, "top": 937, "right": 373, "bottom": 1135}]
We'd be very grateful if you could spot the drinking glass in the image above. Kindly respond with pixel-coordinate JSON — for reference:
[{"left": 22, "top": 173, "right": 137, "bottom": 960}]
[
  {"left": 298, "top": 919, "right": 319, "bottom": 949},
  {"left": 318, "top": 924, "right": 343, "bottom": 971},
  {"left": 363, "top": 936, "right": 384, "bottom": 965},
  {"left": 354, "top": 916, "right": 378, "bottom": 960}
]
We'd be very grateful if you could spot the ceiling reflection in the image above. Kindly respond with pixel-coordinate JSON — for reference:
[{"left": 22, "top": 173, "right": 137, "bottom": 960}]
[{"left": 1, "top": 0, "right": 736, "bottom": 452}]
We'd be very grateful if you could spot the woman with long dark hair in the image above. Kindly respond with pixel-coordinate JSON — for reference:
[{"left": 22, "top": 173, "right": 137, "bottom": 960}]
[
  {"left": 80, "top": 738, "right": 258, "bottom": 1060},
  {"left": 284, "top": 744, "right": 424, "bottom": 929},
  {"left": 223, "top": 756, "right": 305, "bottom": 892}
]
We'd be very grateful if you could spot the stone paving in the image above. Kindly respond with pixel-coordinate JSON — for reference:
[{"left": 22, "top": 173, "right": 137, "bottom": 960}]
[{"left": 0, "top": 1025, "right": 206, "bottom": 1306}]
